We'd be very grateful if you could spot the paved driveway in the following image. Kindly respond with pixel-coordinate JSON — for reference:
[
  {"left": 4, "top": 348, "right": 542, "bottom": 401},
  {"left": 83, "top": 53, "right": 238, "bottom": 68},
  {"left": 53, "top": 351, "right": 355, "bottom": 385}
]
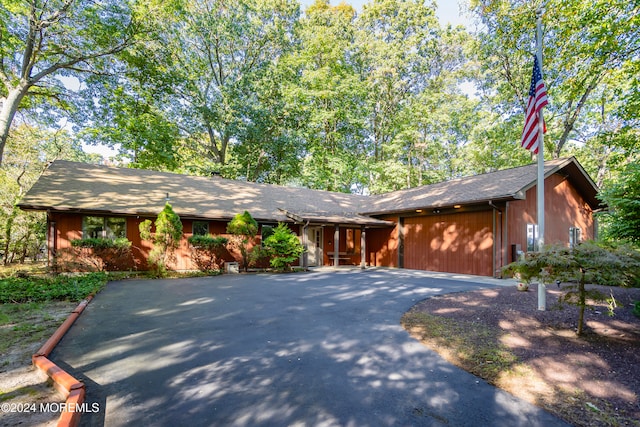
[{"left": 51, "top": 268, "right": 569, "bottom": 426}]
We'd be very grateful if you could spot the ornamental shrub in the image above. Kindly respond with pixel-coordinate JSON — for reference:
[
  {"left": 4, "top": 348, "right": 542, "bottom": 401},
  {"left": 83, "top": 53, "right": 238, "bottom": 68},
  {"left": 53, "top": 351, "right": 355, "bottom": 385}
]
[
  {"left": 226, "top": 211, "right": 258, "bottom": 272},
  {"left": 139, "top": 203, "right": 183, "bottom": 275},
  {"left": 262, "top": 223, "right": 304, "bottom": 271},
  {"left": 503, "top": 241, "right": 640, "bottom": 335}
]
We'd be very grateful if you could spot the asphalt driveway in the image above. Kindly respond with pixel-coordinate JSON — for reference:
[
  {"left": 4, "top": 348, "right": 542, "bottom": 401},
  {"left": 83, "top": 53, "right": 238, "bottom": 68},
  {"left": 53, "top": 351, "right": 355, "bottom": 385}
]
[{"left": 51, "top": 268, "right": 570, "bottom": 426}]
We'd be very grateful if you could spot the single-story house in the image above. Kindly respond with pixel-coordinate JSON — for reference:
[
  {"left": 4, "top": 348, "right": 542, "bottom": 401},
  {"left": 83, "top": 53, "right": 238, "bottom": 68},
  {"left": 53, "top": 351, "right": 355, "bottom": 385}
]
[{"left": 18, "top": 157, "right": 600, "bottom": 277}]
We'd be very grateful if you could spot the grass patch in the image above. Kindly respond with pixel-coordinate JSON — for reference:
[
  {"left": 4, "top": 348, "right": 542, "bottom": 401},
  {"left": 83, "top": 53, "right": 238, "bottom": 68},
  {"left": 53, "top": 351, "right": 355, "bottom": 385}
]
[
  {"left": 0, "top": 301, "right": 76, "bottom": 360},
  {"left": 401, "top": 311, "right": 518, "bottom": 382}
]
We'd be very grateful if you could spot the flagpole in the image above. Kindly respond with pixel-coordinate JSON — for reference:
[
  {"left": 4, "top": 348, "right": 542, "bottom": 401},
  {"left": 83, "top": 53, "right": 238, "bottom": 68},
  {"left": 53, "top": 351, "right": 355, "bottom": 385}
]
[{"left": 536, "top": 7, "right": 546, "bottom": 311}]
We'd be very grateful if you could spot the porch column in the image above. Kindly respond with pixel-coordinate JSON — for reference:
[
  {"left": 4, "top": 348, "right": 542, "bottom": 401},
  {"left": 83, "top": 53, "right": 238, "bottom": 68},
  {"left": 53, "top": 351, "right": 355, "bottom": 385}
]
[
  {"left": 334, "top": 225, "right": 340, "bottom": 267},
  {"left": 360, "top": 226, "right": 366, "bottom": 269},
  {"left": 301, "top": 223, "right": 308, "bottom": 270}
]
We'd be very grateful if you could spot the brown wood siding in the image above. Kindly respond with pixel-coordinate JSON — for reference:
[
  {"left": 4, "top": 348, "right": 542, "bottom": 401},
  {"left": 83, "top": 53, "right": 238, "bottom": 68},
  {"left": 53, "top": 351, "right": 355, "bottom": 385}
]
[
  {"left": 366, "top": 223, "right": 398, "bottom": 267},
  {"left": 507, "top": 173, "right": 594, "bottom": 257},
  {"left": 403, "top": 211, "right": 494, "bottom": 276},
  {"left": 49, "top": 214, "right": 304, "bottom": 271}
]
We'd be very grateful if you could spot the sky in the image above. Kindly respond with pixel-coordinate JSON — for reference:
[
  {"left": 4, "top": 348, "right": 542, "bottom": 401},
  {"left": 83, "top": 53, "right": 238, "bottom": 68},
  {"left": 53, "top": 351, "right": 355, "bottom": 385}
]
[{"left": 83, "top": 0, "right": 469, "bottom": 158}]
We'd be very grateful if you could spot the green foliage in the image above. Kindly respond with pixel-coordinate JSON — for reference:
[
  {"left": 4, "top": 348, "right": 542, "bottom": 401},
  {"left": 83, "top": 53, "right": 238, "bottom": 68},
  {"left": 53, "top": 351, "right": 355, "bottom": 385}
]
[
  {"left": 71, "top": 237, "right": 131, "bottom": 250},
  {"left": 0, "top": 0, "right": 142, "bottom": 166},
  {"left": 503, "top": 241, "right": 640, "bottom": 335},
  {"left": 226, "top": 211, "right": 259, "bottom": 238},
  {"left": 599, "top": 162, "right": 640, "bottom": 243},
  {"left": 139, "top": 203, "right": 183, "bottom": 275},
  {"left": 633, "top": 301, "right": 640, "bottom": 318},
  {"left": 0, "top": 272, "right": 108, "bottom": 303},
  {"left": 187, "top": 235, "right": 228, "bottom": 249},
  {"left": 262, "top": 223, "right": 304, "bottom": 271},
  {"left": 226, "top": 211, "right": 258, "bottom": 272}
]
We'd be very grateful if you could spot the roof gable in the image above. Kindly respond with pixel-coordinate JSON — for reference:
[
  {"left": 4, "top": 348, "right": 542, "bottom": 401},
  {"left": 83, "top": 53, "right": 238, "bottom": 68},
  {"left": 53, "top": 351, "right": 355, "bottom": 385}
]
[{"left": 364, "top": 157, "right": 600, "bottom": 214}]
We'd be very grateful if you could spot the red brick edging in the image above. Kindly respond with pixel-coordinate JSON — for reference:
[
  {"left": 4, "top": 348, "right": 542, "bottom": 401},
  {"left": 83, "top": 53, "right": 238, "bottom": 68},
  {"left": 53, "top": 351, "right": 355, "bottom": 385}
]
[{"left": 32, "top": 296, "right": 93, "bottom": 427}]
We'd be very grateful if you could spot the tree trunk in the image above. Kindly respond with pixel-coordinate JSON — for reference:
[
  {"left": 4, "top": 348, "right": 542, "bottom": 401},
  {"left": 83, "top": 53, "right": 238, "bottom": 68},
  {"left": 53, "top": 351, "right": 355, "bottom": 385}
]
[{"left": 0, "top": 86, "right": 30, "bottom": 166}]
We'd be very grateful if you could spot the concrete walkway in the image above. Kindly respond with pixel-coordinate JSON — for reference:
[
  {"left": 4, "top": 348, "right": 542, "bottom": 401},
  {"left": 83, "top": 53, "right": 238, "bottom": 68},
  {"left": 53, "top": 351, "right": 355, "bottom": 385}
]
[{"left": 51, "top": 268, "right": 569, "bottom": 426}]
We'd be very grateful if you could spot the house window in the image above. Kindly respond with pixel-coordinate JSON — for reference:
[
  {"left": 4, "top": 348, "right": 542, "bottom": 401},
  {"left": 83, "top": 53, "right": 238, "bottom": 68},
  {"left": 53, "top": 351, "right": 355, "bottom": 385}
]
[
  {"left": 526, "top": 223, "right": 539, "bottom": 252},
  {"left": 193, "top": 221, "right": 209, "bottom": 236},
  {"left": 82, "top": 216, "right": 126, "bottom": 239},
  {"left": 569, "top": 227, "right": 582, "bottom": 248}
]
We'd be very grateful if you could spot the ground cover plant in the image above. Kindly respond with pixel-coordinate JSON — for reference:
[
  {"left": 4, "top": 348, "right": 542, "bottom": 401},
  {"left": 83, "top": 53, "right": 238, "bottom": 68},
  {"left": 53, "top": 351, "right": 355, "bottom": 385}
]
[
  {"left": 0, "top": 272, "right": 108, "bottom": 304},
  {"left": 0, "top": 267, "right": 111, "bottom": 425}
]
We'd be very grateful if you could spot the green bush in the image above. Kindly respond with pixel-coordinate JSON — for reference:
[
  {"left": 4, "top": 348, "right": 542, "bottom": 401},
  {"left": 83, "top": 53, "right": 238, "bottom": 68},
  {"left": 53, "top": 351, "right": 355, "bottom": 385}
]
[
  {"left": 263, "top": 223, "right": 304, "bottom": 271},
  {"left": 139, "top": 202, "right": 183, "bottom": 275},
  {"left": 0, "top": 272, "right": 108, "bottom": 303},
  {"left": 71, "top": 237, "right": 131, "bottom": 250},
  {"left": 188, "top": 235, "right": 228, "bottom": 249},
  {"left": 226, "top": 211, "right": 258, "bottom": 272},
  {"left": 633, "top": 301, "right": 640, "bottom": 318}
]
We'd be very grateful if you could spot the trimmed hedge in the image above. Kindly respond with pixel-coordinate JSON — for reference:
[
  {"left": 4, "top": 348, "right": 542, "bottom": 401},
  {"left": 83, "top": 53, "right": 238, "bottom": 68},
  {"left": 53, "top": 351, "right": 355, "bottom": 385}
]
[{"left": 71, "top": 237, "right": 131, "bottom": 250}]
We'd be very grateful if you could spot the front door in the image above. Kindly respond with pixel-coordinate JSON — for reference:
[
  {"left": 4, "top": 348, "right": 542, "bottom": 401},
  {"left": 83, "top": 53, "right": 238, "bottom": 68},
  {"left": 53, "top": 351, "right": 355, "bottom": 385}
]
[{"left": 306, "top": 227, "right": 323, "bottom": 266}]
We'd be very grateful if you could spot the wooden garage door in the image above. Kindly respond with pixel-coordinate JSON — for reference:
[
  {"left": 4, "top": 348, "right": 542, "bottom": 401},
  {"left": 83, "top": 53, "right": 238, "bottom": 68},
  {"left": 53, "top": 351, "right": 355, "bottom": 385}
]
[{"left": 404, "top": 211, "right": 494, "bottom": 276}]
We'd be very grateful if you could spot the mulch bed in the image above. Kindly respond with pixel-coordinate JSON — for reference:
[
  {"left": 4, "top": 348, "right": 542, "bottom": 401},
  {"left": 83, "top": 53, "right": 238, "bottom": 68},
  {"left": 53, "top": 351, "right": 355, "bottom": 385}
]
[{"left": 404, "top": 284, "right": 640, "bottom": 426}]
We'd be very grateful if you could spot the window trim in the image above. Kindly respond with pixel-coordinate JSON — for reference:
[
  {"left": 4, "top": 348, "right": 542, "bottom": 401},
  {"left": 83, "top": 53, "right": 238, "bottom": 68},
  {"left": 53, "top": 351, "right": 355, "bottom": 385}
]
[
  {"left": 526, "top": 223, "right": 539, "bottom": 252},
  {"left": 569, "top": 226, "right": 582, "bottom": 248}
]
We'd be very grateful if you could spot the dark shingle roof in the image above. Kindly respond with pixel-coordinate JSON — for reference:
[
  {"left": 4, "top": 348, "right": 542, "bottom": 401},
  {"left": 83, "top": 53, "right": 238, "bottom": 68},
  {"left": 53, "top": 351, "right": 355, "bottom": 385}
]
[
  {"left": 364, "top": 157, "right": 599, "bottom": 214},
  {"left": 17, "top": 160, "right": 392, "bottom": 226},
  {"left": 18, "top": 157, "right": 599, "bottom": 224}
]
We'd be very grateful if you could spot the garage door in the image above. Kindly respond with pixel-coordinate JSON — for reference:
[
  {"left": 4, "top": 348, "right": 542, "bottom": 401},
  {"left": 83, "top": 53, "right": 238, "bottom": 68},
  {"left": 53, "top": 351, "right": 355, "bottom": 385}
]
[{"left": 403, "top": 210, "right": 494, "bottom": 276}]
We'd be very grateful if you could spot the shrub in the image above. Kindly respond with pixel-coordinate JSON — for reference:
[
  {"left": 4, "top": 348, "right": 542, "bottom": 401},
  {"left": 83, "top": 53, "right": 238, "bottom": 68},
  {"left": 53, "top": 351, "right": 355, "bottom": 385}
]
[
  {"left": 226, "top": 211, "right": 258, "bottom": 272},
  {"left": 61, "top": 238, "right": 134, "bottom": 271},
  {"left": 503, "top": 241, "right": 640, "bottom": 335},
  {"left": 188, "top": 235, "right": 228, "bottom": 271},
  {"left": 262, "top": 223, "right": 304, "bottom": 271},
  {"left": 140, "top": 203, "right": 183, "bottom": 276},
  {"left": 71, "top": 237, "right": 131, "bottom": 250},
  {"left": 634, "top": 301, "right": 640, "bottom": 318}
]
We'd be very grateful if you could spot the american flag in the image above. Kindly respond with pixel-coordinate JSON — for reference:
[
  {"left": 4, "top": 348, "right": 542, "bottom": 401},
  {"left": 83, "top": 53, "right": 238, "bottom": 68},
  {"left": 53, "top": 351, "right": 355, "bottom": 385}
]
[{"left": 521, "top": 55, "right": 548, "bottom": 154}]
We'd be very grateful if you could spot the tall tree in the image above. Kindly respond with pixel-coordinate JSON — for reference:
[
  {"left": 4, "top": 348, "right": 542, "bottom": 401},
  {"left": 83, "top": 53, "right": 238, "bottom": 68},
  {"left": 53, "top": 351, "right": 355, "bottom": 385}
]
[
  {"left": 286, "top": 0, "right": 366, "bottom": 192},
  {"left": 355, "top": 1, "right": 477, "bottom": 192},
  {"left": 0, "top": 0, "right": 142, "bottom": 166},
  {"left": 1, "top": 124, "right": 91, "bottom": 264},
  {"left": 153, "top": 0, "right": 300, "bottom": 171},
  {"left": 469, "top": 0, "right": 640, "bottom": 164}
]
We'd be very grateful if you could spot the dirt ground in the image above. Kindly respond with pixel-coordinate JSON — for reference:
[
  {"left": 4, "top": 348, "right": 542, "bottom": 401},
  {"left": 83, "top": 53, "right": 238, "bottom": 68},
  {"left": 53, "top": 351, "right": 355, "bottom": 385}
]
[
  {"left": 403, "top": 284, "right": 640, "bottom": 427},
  {"left": 0, "top": 302, "right": 75, "bottom": 427}
]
